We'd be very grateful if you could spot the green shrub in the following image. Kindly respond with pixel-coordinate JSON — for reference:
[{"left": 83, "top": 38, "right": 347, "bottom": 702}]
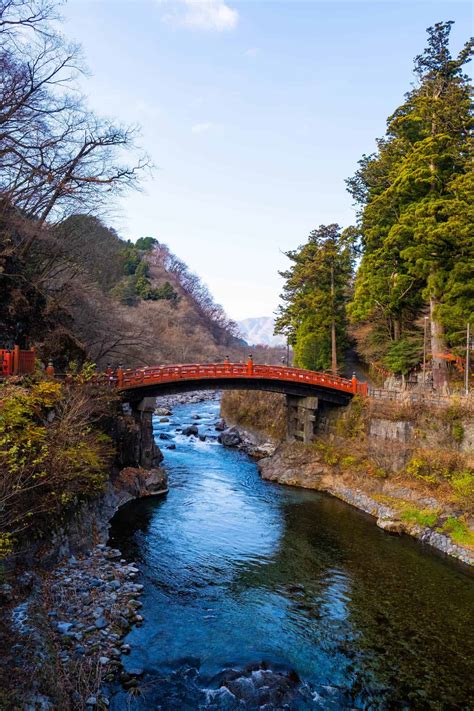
[
  {"left": 335, "top": 396, "right": 366, "bottom": 439},
  {"left": 451, "top": 421, "right": 464, "bottom": 444},
  {"left": 121, "top": 243, "right": 141, "bottom": 275},
  {"left": 0, "top": 376, "right": 117, "bottom": 557},
  {"left": 401, "top": 507, "right": 439, "bottom": 528},
  {"left": 382, "top": 337, "right": 422, "bottom": 375},
  {"left": 406, "top": 451, "right": 465, "bottom": 485},
  {"left": 440, "top": 517, "right": 474, "bottom": 547},
  {"left": 341, "top": 455, "right": 357, "bottom": 468},
  {"left": 150, "top": 281, "right": 179, "bottom": 302},
  {"left": 135, "top": 236, "right": 157, "bottom": 252},
  {"left": 450, "top": 470, "right": 474, "bottom": 500},
  {"left": 111, "top": 276, "right": 139, "bottom": 305}
]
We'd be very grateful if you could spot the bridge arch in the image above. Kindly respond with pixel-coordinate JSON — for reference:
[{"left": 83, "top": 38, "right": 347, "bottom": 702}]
[{"left": 117, "top": 362, "right": 367, "bottom": 446}]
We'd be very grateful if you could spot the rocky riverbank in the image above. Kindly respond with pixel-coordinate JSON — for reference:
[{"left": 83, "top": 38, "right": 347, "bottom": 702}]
[
  {"left": 215, "top": 422, "right": 277, "bottom": 459},
  {"left": 220, "top": 391, "right": 474, "bottom": 567},
  {"left": 156, "top": 390, "right": 221, "bottom": 410},
  {"left": 257, "top": 443, "right": 474, "bottom": 567},
  {"left": 0, "top": 462, "right": 168, "bottom": 709},
  {"left": 1, "top": 544, "right": 148, "bottom": 710}
]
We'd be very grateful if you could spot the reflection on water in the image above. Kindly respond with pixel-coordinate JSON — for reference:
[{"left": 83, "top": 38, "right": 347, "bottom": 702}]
[{"left": 109, "top": 399, "right": 474, "bottom": 710}]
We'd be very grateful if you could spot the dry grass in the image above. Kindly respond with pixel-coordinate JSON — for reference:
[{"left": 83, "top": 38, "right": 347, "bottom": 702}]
[{"left": 221, "top": 390, "right": 286, "bottom": 440}]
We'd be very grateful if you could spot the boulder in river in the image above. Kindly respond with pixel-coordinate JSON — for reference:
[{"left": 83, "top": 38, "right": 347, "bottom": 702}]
[
  {"left": 145, "top": 469, "right": 169, "bottom": 495},
  {"left": 182, "top": 425, "right": 199, "bottom": 437},
  {"left": 218, "top": 427, "right": 241, "bottom": 447},
  {"left": 215, "top": 419, "right": 226, "bottom": 431},
  {"left": 376, "top": 518, "right": 405, "bottom": 535},
  {"left": 155, "top": 407, "right": 172, "bottom": 416}
]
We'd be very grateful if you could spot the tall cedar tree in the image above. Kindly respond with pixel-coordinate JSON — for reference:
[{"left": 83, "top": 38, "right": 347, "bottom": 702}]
[
  {"left": 347, "top": 22, "right": 473, "bottom": 387},
  {"left": 275, "top": 225, "right": 355, "bottom": 374}
]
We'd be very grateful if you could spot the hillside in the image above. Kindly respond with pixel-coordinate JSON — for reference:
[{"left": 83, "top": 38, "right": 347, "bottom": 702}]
[{"left": 1, "top": 213, "right": 244, "bottom": 368}]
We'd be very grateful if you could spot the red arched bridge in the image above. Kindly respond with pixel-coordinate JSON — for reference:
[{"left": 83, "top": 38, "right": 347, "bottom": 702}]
[
  {"left": 116, "top": 360, "right": 368, "bottom": 405},
  {"left": 1, "top": 350, "right": 368, "bottom": 444}
]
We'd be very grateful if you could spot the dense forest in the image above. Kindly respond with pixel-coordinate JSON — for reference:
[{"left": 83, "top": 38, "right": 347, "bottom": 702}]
[{"left": 276, "top": 22, "right": 473, "bottom": 388}]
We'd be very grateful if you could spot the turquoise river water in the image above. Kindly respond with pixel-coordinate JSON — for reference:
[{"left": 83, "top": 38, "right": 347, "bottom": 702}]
[{"left": 108, "top": 398, "right": 474, "bottom": 710}]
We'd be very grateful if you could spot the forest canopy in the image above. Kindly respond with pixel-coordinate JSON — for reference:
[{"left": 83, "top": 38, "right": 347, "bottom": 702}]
[{"left": 277, "top": 22, "right": 473, "bottom": 385}]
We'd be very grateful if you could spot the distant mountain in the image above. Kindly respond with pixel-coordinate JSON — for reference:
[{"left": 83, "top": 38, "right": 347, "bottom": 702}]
[{"left": 237, "top": 317, "right": 285, "bottom": 347}]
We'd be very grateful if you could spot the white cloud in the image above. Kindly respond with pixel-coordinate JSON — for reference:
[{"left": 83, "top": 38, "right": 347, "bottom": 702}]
[
  {"left": 162, "top": 0, "right": 238, "bottom": 31},
  {"left": 191, "top": 121, "right": 213, "bottom": 134}
]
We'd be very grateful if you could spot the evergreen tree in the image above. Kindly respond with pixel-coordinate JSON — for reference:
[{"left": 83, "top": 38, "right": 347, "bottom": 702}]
[
  {"left": 347, "top": 22, "right": 473, "bottom": 387},
  {"left": 275, "top": 225, "right": 355, "bottom": 373}
]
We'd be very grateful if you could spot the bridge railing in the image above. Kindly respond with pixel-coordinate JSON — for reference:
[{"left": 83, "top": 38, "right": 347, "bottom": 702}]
[
  {"left": 1, "top": 346, "right": 36, "bottom": 377},
  {"left": 117, "top": 362, "right": 367, "bottom": 396}
]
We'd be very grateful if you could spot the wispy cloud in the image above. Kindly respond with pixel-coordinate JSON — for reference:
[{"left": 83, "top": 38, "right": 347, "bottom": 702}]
[
  {"left": 161, "top": 0, "right": 238, "bottom": 32},
  {"left": 243, "top": 47, "right": 260, "bottom": 58},
  {"left": 191, "top": 121, "right": 213, "bottom": 134}
]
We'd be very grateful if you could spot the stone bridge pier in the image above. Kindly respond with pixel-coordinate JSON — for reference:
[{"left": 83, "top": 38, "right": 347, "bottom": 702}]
[
  {"left": 286, "top": 395, "right": 320, "bottom": 444},
  {"left": 122, "top": 397, "right": 163, "bottom": 469}
]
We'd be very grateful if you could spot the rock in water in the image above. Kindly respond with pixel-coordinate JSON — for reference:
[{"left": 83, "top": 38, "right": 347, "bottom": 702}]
[
  {"left": 145, "top": 469, "right": 168, "bottom": 495},
  {"left": 215, "top": 419, "right": 226, "bottom": 431},
  {"left": 376, "top": 518, "right": 405, "bottom": 534},
  {"left": 182, "top": 425, "right": 199, "bottom": 437},
  {"left": 155, "top": 407, "right": 172, "bottom": 416},
  {"left": 218, "top": 427, "right": 242, "bottom": 447}
]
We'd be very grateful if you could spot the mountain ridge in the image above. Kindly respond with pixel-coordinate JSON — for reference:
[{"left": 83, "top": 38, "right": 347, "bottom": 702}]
[{"left": 237, "top": 317, "right": 285, "bottom": 347}]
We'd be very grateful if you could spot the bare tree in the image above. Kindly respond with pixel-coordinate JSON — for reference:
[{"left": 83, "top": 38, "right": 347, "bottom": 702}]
[
  {"left": 0, "top": 0, "right": 149, "bottom": 258},
  {"left": 149, "top": 241, "right": 238, "bottom": 343}
]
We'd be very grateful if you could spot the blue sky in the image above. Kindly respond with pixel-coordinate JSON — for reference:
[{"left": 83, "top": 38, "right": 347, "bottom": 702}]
[{"left": 61, "top": 0, "right": 472, "bottom": 320}]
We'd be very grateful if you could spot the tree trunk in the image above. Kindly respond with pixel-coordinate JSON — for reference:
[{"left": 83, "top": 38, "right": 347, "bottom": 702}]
[
  {"left": 430, "top": 295, "right": 448, "bottom": 391},
  {"left": 393, "top": 319, "right": 401, "bottom": 341},
  {"left": 330, "top": 264, "right": 337, "bottom": 375}
]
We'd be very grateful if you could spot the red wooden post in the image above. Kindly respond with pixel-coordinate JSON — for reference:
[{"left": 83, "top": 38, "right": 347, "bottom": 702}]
[
  {"left": 45, "top": 360, "right": 55, "bottom": 378},
  {"left": 247, "top": 354, "right": 254, "bottom": 376},
  {"left": 1, "top": 351, "right": 11, "bottom": 376},
  {"left": 352, "top": 373, "right": 357, "bottom": 394},
  {"left": 13, "top": 345, "right": 20, "bottom": 375},
  {"left": 116, "top": 365, "right": 124, "bottom": 387}
]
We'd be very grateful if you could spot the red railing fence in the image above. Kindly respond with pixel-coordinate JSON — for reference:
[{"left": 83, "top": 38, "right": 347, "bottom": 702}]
[
  {"left": 0, "top": 345, "right": 36, "bottom": 377},
  {"left": 116, "top": 361, "right": 368, "bottom": 397}
]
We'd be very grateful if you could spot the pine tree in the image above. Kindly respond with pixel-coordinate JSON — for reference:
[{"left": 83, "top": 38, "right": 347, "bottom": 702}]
[
  {"left": 275, "top": 225, "right": 355, "bottom": 373},
  {"left": 347, "top": 22, "right": 473, "bottom": 387}
]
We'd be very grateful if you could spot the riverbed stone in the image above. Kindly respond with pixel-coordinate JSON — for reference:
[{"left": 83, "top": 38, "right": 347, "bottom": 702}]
[
  {"left": 94, "top": 616, "right": 107, "bottom": 630},
  {"left": 377, "top": 518, "right": 405, "bottom": 534},
  {"left": 0, "top": 583, "right": 14, "bottom": 604},
  {"left": 57, "top": 622, "right": 74, "bottom": 634},
  {"left": 218, "top": 427, "right": 242, "bottom": 447},
  {"left": 155, "top": 407, "right": 172, "bottom": 416}
]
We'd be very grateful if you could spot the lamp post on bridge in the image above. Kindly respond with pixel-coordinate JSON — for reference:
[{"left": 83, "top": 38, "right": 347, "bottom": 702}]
[{"left": 247, "top": 354, "right": 254, "bottom": 376}]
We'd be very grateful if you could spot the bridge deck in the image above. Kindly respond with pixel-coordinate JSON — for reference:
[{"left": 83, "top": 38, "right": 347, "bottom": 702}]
[{"left": 117, "top": 363, "right": 368, "bottom": 397}]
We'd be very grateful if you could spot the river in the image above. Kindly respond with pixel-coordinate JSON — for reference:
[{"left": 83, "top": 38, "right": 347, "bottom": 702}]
[{"left": 108, "top": 397, "right": 474, "bottom": 710}]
